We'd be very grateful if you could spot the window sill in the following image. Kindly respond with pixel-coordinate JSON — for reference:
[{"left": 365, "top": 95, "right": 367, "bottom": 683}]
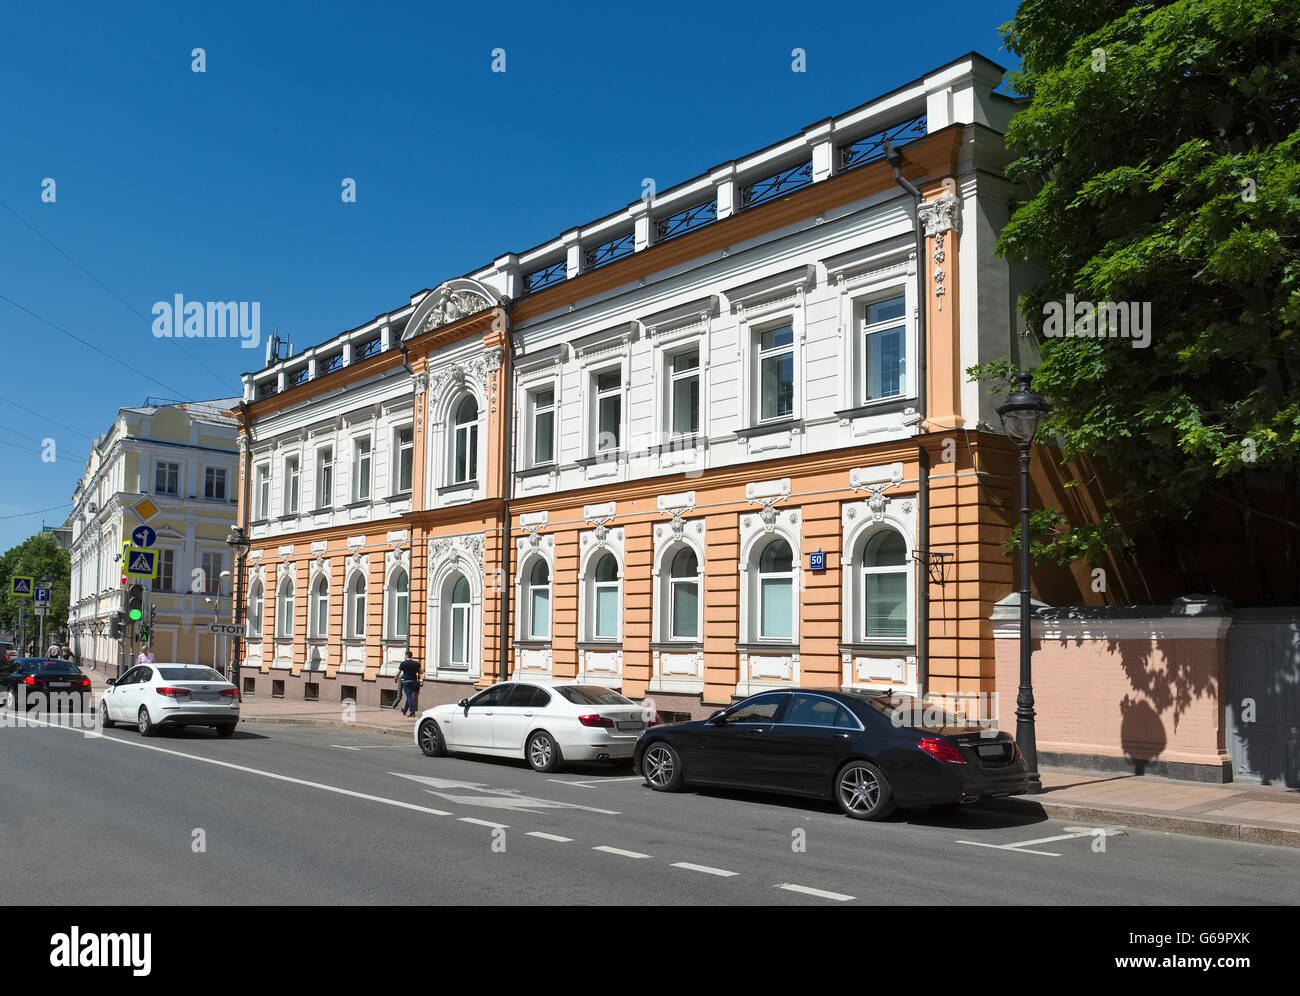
[
  {"left": 650, "top": 641, "right": 703, "bottom": 652},
  {"left": 275, "top": 513, "right": 299, "bottom": 521},
  {"left": 575, "top": 450, "right": 624, "bottom": 468},
  {"left": 385, "top": 491, "right": 413, "bottom": 502},
  {"left": 250, "top": 518, "right": 271, "bottom": 527},
  {"left": 736, "top": 641, "right": 800, "bottom": 653},
  {"left": 577, "top": 641, "right": 622, "bottom": 650},
  {"left": 342, "top": 499, "right": 371, "bottom": 509},
  {"left": 835, "top": 397, "right": 917, "bottom": 421},
  {"left": 436, "top": 482, "right": 478, "bottom": 497},
  {"left": 512, "top": 639, "right": 552, "bottom": 650},
  {"left": 839, "top": 642, "right": 914, "bottom": 656},
  {"left": 734, "top": 418, "right": 802, "bottom": 439},
  {"left": 516, "top": 464, "right": 556, "bottom": 479}
]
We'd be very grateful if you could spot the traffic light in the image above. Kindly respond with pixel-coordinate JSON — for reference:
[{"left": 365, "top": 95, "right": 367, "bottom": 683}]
[
  {"left": 138, "top": 623, "right": 150, "bottom": 643},
  {"left": 127, "top": 584, "right": 144, "bottom": 622},
  {"left": 108, "top": 614, "right": 122, "bottom": 640}
]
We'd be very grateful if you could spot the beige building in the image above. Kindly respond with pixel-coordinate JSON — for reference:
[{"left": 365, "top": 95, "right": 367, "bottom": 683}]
[{"left": 68, "top": 399, "right": 241, "bottom": 673}]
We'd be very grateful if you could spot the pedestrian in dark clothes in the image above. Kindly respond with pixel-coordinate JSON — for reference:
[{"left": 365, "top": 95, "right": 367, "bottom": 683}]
[{"left": 397, "top": 649, "right": 422, "bottom": 717}]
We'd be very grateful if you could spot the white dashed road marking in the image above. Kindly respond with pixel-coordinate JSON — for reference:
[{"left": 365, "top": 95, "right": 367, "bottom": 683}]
[
  {"left": 593, "top": 845, "right": 651, "bottom": 859},
  {"left": 957, "top": 827, "right": 1126, "bottom": 858},
  {"left": 527, "top": 832, "right": 574, "bottom": 843},
  {"left": 548, "top": 776, "right": 644, "bottom": 787},
  {"left": 672, "top": 862, "right": 738, "bottom": 877},
  {"left": 460, "top": 817, "right": 509, "bottom": 829},
  {"left": 777, "top": 884, "right": 855, "bottom": 902}
]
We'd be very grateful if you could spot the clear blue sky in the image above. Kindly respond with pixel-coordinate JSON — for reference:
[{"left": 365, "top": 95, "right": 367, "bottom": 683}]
[{"left": 0, "top": 0, "right": 1018, "bottom": 551}]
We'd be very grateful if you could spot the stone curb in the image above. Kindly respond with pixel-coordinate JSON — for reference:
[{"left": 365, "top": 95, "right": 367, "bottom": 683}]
[
  {"left": 238, "top": 715, "right": 414, "bottom": 738},
  {"left": 982, "top": 797, "right": 1300, "bottom": 849}
]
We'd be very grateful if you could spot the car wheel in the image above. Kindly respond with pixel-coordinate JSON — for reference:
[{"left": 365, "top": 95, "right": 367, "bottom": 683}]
[
  {"left": 835, "top": 759, "right": 895, "bottom": 820},
  {"left": 526, "top": 731, "right": 562, "bottom": 773},
  {"left": 642, "top": 741, "right": 684, "bottom": 792},
  {"left": 215, "top": 723, "right": 236, "bottom": 738},
  {"left": 137, "top": 706, "right": 157, "bottom": 738},
  {"left": 99, "top": 700, "right": 114, "bottom": 728},
  {"left": 418, "top": 718, "right": 446, "bottom": 757}
]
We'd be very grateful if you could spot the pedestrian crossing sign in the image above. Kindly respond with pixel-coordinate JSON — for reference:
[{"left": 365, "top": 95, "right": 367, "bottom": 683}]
[
  {"left": 124, "top": 548, "right": 158, "bottom": 579},
  {"left": 10, "top": 576, "right": 34, "bottom": 597}
]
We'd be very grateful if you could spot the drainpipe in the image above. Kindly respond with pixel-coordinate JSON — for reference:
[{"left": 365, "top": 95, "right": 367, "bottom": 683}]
[
  {"left": 884, "top": 139, "right": 930, "bottom": 699},
  {"left": 498, "top": 314, "right": 514, "bottom": 685}
]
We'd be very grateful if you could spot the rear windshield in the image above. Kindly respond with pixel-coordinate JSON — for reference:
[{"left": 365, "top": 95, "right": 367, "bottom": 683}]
[
  {"left": 555, "top": 685, "right": 634, "bottom": 706},
  {"left": 158, "top": 667, "right": 227, "bottom": 682},
  {"left": 859, "top": 693, "right": 976, "bottom": 732},
  {"left": 24, "top": 659, "right": 80, "bottom": 674}
]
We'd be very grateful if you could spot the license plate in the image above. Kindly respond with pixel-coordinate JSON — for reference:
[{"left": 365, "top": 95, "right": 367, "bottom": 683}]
[
  {"left": 190, "top": 693, "right": 218, "bottom": 703},
  {"left": 616, "top": 721, "right": 643, "bottom": 731},
  {"left": 49, "top": 682, "right": 70, "bottom": 688},
  {"left": 977, "top": 744, "right": 1005, "bottom": 759}
]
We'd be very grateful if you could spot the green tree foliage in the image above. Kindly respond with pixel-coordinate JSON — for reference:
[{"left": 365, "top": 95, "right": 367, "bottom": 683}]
[
  {"left": 0, "top": 532, "right": 72, "bottom": 646},
  {"left": 975, "top": 0, "right": 1300, "bottom": 581}
]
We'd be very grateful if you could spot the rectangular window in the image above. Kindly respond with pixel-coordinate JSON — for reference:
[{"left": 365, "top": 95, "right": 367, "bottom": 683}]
[
  {"left": 532, "top": 387, "right": 555, "bottom": 465},
  {"left": 353, "top": 438, "right": 371, "bottom": 501},
  {"left": 670, "top": 351, "right": 700, "bottom": 437},
  {"left": 316, "top": 447, "right": 333, "bottom": 508},
  {"left": 203, "top": 467, "right": 226, "bottom": 501},
  {"left": 758, "top": 325, "right": 794, "bottom": 421},
  {"left": 863, "top": 295, "right": 906, "bottom": 402},
  {"left": 157, "top": 550, "right": 175, "bottom": 593},
  {"left": 595, "top": 371, "right": 621, "bottom": 452},
  {"left": 450, "top": 605, "right": 468, "bottom": 666},
  {"left": 530, "top": 588, "right": 550, "bottom": 639},
  {"left": 283, "top": 457, "right": 299, "bottom": 515},
  {"left": 395, "top": 427, "right": 413, "bottom": 493},
  {"left": 671, "top": 580, "right": 699, "bottom": 639},
  {"left": 155, "top": 461, "right": 179, "bottom": 495},
  {"left": 201, "top": 551, "right": 223, "bottom": 595},
  {"left": 255, "top": 464, "right": 270, "bottom": 519},
  {"left": 865, "top": 573, "right": 908, "bottom": 639},
  {"left": 595, "top": 587, "right": 619, "bottom": 640},
  {"left": 759, "top": 577, "right": 793, "bottom": 640}
]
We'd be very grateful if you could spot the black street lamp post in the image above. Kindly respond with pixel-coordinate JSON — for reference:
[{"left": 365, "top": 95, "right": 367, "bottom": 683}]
[
  {"left": 226, "top": 526, "right": 252, "bottom": 690},
  {"left": 997, "top": 371, "right": 1050, "bottom": 794}
]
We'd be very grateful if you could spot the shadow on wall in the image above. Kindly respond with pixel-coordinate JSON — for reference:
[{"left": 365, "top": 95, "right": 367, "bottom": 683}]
[{"left": 1118, "top": 696, "right": 1168, "bottom": 772}]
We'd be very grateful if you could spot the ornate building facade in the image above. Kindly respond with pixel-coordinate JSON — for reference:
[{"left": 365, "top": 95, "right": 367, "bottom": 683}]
[{"left": 237, "top": 53, "right": 1045, "bottom": 719}]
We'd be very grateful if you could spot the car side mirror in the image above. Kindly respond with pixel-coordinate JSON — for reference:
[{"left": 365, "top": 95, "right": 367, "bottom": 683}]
[
  {"left": 708, "top": 709, "right": 726, "bottom": 724},
  {"left": 458, "top": 698, "right": 469, "bottom": 709},
  {"left": 105, "top": 678, "right": 117, "bottom": 686}
]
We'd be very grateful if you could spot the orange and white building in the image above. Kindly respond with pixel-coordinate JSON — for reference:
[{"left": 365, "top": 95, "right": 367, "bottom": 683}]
[{"left": 235, "top": 53, "right": 1049, "bottom": 721}]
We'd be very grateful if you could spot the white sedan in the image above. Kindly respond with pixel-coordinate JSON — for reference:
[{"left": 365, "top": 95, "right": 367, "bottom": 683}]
[
  {"left": 415, "top": 681, "right": 654, "bottom": 772},
  {"left": 100, "top": 662, "right": 240, "bottom": 737}
]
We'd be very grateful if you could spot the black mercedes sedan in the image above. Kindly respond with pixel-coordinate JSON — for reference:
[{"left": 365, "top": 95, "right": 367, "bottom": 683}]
[
  {"left": 632, "top": 688, "right": 1029, "bottom": 820},
  {"left": 1, "top": 657, "right": 93, "bottom": 716}
]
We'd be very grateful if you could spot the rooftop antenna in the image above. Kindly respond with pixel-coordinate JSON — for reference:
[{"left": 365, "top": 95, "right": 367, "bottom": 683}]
[{"left": 265, "top": 328, "right": 292, "bottom": 366}]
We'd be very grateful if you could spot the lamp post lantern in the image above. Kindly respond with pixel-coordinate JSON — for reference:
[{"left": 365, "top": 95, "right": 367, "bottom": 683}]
[
  {"left": 997, "top": 371, "right": 1050, "bottom": 794},
  {"left": 226, "top": 526, "right": 252, "bottom": 690}
]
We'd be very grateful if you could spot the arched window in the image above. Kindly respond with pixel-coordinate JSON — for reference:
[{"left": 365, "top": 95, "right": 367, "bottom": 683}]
[
  {"left": 309, "top": 575, "right": 329, "bottom": 639},
  {"left": 449, "top": 574, "right": 471, "bottom": 668},
  {"left": 248, "top": 579, "right": 264, "bottom": 638},
  {"left": 591, "top": 552, "right": 620, "bottom": 640},
  {"left": 453, "top": 396, "right": 479, "bottom": 484},
  {"left": 668, "top": 547, "right": 700, "bottom": 641},
  {"left": 861, "top": 529, "right": 908, "bottom": 641},
  {"left": 526, "top": 559, "right": 551, "bottom": 640},
  {"left": 346, "top": 574, "right": 367, "bottom": 638},
  {"left": 387, "top": 568, "right": 409, "bottom": 640},
  {"left": 757, "top": 538, "right": 794, "bottom": 641},
  {"left": 277, "top": 577, "right": 294, "bottom": 639}
]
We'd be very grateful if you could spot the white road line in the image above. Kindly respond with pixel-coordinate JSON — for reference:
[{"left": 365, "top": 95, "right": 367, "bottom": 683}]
[
  {"left": 548, "top": 776, "right": 644, "bottom": 787},
  {"left": 956, "top": 841, "right": 1061, "bottom": 857},
  {"left": 26, "top": 719, "right": 455, "bottom": 817},
  {"left": 671, "top": 862, "right": 737, "bottom": 878},
  {"left": 593, "top": 845, "right": 650, "bottom": 859},
  {"left": 331, "top": 744, "right": 403, "bottom": 750},
  {"left": 460, "top": 817, "right": 509, "bottom": 829},
  {"left": 777, "top": 883, "right": 855, "bottom": 902},
  {"left": 527, "top": 832, "right": 574, "bottom": 843}
]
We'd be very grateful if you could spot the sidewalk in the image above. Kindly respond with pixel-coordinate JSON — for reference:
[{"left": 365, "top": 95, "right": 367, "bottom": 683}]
[
  {"left": 84, "top": 671, "right": 1300, "bottom": 847},
  {"left": 992, "top": 767, "right": 1300, "bottom": 849}
]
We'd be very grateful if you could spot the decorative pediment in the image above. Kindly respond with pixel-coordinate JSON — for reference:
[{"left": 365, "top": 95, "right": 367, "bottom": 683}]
[
  {"left": 404, "top": 277, "right": 503, "bottom": 340},
  {"left": 429, "top": 532, "right": 483, "bottom": 573}
]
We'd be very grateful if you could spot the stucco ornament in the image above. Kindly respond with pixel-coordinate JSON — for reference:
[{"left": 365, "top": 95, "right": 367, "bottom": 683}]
[
  {"left": 422, "top": 288, "right": 491, "bottom": 332},
  {"left": 918, "top": 196, "right": 960, "bottom": 313}
]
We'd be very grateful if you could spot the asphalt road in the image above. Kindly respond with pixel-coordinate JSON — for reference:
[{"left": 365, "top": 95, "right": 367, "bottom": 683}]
[{"left": 2, "top": 715, "right": 1297, "bottom": 905}]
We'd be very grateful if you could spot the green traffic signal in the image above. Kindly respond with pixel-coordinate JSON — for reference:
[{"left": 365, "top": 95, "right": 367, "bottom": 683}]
[
  {"left": 129, "top": 607, "right": 142, "bottom": 621},
  {"left": 127, "top": 583, "right": 144, "bottom": 622}
]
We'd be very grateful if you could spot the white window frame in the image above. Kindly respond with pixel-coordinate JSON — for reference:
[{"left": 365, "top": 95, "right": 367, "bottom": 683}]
[
  {"left": 283, "top": 456, "right": 299, "bottom": 515},
  {"left": 530, "top": 385, "right": 556, "bottom": 467},
  {"left": 451, "top": 398, "right": 478, "bottom": 485},
  {"left": 754, "top": 536, "right": 797, "bottom": 643},
  {"left": 666, "top": 545, "right": 702, "bottom": 642},
  {"left": 155, "top": 460, "right": 180, "bottom": 496},
  {"left": 316, "top": 446, "right": 333, "bottom": 508},
  {"left": 393, "top": 425, "right": 414, "bottom": 495},
  {"left": 346, "top": 572, "right": 367, "bottom": 639},
  {"left": 255, "top": 463, "right": 270, "bottom": 519},
  {"left": 200, "top": 550, "right": 224, "bottom": 595},
  {"left": 587, "top": 550, "right": 622, "bottom": 642},
  {"left": 668, "top": 348, "right": 701, "bottom": 439},
  {"left": 156, "top": 549, "right": 176, "bottom": 593},
  {"left": 352, "top": 436, "right": 372, "bottom": 502},
  {"left": 277, "top": 578, "right": 295, "bottom": 639},
  {"left": 590, "top": 366, "right": 624, "bottom": 456},
  {"left": 858, "top": 526, "right": 913, "bottom": 645},
  {"left": 203, "top": 466, "right": 227, "bottom": 501},
  {"left": 755, "top": 320, "right": 796, "bottom": 424},
  {"left": 860, "top": 290, "right": 909, "bottom": 405},
  {"left": 248, "top": 579, "right": 264, "bottom": 639},
  {"left": 387, "top": 568, "right": 410, "bottom": 641},
  {"left": 524, "top": 558, "right": 552, "bottom": 640},
  {"left": 310, "top": 575, "right": 329, "bottom": 640},
  {"left": 447, "top": 574, "right": 471, "bottom": 668}
]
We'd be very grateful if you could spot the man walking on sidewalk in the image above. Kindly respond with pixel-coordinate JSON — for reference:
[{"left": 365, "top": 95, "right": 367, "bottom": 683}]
[{"left": 397, "top": 648, "right": 422, "bottom": 717}]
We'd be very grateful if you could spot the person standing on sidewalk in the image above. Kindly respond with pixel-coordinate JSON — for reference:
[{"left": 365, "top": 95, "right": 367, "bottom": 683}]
[
  {"left": 397, "top": 648, "right": 422, "bottom": 717},
  {"left": 135, "top": 644, "right": 156, "bottom": 669}
]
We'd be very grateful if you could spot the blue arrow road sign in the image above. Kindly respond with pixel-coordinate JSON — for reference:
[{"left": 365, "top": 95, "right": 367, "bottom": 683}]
[
  {"left": 132, "top": 524, "right": 157, "bottom": 547},
  {"left": 34, "top": 586, "right": 51, "bottom": 604}
]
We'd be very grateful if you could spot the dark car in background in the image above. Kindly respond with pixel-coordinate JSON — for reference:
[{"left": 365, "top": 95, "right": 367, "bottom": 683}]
[
  {"left": 633, "top": 688, "right": 1028, "bottom": 820},
  {"left": 1, "top": 657, "right": 93, "bottom": 715}
]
